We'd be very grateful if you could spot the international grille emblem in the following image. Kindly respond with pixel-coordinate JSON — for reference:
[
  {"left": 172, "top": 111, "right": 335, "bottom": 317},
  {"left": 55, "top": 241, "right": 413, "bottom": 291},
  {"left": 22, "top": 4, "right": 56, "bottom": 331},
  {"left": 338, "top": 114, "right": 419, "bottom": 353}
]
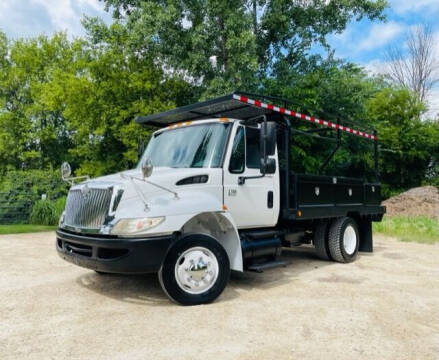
[{"left": 81, "top": 184, "right": 91, "bottom": 197}]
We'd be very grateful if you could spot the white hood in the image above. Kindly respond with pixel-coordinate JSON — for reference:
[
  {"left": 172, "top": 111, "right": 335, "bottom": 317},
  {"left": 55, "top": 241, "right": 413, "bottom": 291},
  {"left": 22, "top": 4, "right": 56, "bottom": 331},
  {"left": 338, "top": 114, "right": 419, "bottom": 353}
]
[{"left": 72, "top": 167, "right": 223, "bottom": 220}]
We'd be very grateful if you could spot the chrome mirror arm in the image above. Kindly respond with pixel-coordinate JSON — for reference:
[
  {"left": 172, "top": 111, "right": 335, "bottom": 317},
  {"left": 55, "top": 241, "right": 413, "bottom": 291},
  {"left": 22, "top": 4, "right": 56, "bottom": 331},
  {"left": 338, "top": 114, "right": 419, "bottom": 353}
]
[{"left": 62, "top": 175, "right": 90, "bottom": 186}]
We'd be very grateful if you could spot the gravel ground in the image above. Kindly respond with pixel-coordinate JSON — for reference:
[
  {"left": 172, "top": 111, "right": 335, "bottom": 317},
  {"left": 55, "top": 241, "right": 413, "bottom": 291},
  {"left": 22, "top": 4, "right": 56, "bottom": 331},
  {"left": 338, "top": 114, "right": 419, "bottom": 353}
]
[{"left": 1, "top": 232, "right": 438, "bottom": 360}]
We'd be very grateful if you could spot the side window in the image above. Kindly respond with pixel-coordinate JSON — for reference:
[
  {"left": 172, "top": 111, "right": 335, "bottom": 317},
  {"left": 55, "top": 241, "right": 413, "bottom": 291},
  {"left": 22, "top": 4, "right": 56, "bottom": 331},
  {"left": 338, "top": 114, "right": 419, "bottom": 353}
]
[
  {"left": 229, "top": 126, "right": 245, "bottom": 173},
  {"left": 246, "top": 127, "right": 261, "bottom": 169}
]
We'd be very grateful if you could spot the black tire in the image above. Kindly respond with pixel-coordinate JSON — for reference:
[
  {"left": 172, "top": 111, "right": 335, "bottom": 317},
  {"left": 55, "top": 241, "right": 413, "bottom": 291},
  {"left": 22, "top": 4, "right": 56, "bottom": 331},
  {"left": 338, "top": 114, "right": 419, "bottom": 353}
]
[
  {"left": 313, "top": 220, "right": 332, "bottom": 260},
  {"left": 158, "top": 234, "right": 230, "bottom": 306},
  {"left": 94, "top": 270, "right": 110, "bottom": 275},
  {"left": 328, "top": 217, "right": 360, "bottom": 263}
]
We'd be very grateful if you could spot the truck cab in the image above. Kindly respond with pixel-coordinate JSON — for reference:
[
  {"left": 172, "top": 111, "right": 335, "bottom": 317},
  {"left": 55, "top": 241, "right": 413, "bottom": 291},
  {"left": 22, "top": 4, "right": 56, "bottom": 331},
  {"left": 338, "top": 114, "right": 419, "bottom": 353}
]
[{"left": 57, "top": 93, "right": 385, "bottom": 305}]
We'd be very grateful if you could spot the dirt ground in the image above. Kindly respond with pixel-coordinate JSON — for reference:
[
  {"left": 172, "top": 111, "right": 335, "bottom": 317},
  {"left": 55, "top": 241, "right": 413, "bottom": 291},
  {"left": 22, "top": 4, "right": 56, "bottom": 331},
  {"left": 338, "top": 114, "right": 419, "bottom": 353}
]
[
  {"left": 383, "top": 186, "right": 439, "bottom": 220},
  {"left": 1, "top": 232, "right": 438, "bottom": 360}
]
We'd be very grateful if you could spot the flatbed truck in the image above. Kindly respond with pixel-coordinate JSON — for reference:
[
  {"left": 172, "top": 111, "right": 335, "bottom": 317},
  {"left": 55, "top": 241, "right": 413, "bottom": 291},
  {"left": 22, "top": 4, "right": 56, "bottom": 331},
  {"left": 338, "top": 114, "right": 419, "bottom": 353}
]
[{"left": 56, "top": 92, "right": 385, "bottom": 305}]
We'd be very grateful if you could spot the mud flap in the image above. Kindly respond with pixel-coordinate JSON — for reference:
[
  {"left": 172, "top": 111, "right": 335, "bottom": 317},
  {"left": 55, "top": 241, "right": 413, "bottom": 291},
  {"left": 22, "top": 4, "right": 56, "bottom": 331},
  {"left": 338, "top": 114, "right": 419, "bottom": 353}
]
[{"left": 359, "top": 219, "right": 373, "bottom": 252}]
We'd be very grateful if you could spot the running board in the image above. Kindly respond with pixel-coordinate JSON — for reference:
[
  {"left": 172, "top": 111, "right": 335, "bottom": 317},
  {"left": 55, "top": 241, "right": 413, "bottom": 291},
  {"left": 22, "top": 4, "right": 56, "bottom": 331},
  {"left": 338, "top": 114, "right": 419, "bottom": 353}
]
[{"left": 247, "top": 260, "right": 287, "bottom": 273}]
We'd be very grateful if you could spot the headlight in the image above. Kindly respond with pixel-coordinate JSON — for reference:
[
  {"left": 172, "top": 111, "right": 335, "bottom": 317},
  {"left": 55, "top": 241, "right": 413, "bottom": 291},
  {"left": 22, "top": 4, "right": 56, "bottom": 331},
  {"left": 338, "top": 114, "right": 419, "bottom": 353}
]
[
  {"left": 59, "top": 211, "right": 65, "bottom": 227},
  {"left": 110, "top": 217, "right": 165, "bottom": 235}
]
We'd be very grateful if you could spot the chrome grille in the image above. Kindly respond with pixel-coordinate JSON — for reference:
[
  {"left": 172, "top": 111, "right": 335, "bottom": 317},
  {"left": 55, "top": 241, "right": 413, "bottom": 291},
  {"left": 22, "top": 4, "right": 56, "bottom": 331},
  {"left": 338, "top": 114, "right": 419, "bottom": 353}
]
[{"left": 64, "top": 187, "right": 113, "bottom": 229}]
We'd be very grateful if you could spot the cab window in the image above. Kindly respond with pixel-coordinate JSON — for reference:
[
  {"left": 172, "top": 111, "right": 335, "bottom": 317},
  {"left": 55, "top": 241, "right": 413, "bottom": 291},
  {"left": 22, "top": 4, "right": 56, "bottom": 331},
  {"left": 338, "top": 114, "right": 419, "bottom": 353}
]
[
  {"left": 229, "top": 126, "right": 245, "bottom": 173},
  {"left": 246, "top": 127, "right": 261, "bottom": 169}
]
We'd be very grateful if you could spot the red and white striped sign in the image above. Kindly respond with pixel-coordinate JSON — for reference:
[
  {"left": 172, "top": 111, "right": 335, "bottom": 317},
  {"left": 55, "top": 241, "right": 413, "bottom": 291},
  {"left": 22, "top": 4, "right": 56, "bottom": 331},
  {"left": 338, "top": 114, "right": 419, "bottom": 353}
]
[{"left": 233, "top": 94, "right": 377, "bottom": 141}]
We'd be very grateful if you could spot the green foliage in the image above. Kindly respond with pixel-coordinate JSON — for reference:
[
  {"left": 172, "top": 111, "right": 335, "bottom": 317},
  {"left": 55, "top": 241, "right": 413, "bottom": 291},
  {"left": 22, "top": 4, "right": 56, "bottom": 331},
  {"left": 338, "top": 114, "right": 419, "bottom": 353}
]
[
  {"left": 0, "top": 169, "right": 68, "bottom": 224},
  {"left": 54, "top": 196, "right": 67, "bottom": 219},
  {"left": 366, "top": 88, "right": 439, "bottom": 194},
  {"left": 374, "top": 216, "right": 439, "bottom": 244},
  {"left": 0, "top": 33, "right": 76, "bottom": 172},
  {"left": 30, "top": 199, "right": 59, "bottom": 226},
  {"left": 92, "top": 0, "right": 388, "bottom": 96},
  {"left": 29, "top": 195, "right": 66, "bottom": 226},
  {"left": 264, "top": 62, "right": 384, "bottom": 178},
  {"left": 0, "top": 30, "right": 195, "bottom": 177}
]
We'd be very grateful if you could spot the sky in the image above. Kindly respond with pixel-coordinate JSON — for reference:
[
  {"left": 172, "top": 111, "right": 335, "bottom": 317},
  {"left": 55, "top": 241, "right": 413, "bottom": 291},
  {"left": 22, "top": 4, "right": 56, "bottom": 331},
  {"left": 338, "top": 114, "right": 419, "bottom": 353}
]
[
  {"left": 327, "top": 0, "right": 439, "bottom": 117},
  {"left": 0, "top": 0, "right": 112, "bottom": 39},
  {"left": 0, "top": 0, "right": 438, "bottom": 116}
]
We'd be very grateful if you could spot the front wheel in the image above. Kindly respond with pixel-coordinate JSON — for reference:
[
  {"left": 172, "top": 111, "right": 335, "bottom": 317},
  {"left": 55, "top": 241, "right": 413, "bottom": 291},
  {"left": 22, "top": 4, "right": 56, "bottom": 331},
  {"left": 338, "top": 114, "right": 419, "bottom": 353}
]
[{"left": 158, "top": 234, "right": 230, "bottom": 305}]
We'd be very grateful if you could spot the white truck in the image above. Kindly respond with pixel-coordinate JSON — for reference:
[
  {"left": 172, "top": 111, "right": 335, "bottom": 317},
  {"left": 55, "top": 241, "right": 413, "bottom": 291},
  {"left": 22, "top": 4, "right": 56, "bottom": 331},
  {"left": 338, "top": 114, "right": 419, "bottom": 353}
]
[{"left": 57, "top": 93, "right": 385, "bottom": 305}]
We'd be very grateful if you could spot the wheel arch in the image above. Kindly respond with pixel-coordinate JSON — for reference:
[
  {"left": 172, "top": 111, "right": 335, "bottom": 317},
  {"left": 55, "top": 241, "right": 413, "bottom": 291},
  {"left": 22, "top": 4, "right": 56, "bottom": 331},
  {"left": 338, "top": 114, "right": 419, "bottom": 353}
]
[{"left": 179, "top": 212, "right": 243, "bottom": 272}]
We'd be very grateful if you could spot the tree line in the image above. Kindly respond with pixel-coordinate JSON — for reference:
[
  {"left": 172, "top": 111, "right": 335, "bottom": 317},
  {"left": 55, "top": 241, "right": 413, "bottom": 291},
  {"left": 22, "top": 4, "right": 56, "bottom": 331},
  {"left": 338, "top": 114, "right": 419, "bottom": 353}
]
[{"left": 0, "top": 0, "right": 438, "bottom": 204}]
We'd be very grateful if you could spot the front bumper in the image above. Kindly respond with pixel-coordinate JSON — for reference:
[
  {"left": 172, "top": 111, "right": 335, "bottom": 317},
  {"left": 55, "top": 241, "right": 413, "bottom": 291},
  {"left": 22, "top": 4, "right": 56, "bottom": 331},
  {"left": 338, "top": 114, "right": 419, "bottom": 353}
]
[{"left": 56, "top": 229, "right": 175, "bottom": 274}]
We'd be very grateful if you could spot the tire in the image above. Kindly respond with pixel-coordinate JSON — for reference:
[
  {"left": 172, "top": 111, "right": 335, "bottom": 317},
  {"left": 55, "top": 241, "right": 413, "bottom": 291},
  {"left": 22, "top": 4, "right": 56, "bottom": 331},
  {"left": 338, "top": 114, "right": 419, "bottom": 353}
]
[
  {"left": 328, "top": 217, "right": 360, "bottom": 263},
  {"left": 94, "top": 270, "right": 110, "bottom": 275},
  {"left": 313, "top": 220, "right": 332, "bottom": 260},
  {"left": 158, "top": 234, "right": 230, "bottom": 306}
]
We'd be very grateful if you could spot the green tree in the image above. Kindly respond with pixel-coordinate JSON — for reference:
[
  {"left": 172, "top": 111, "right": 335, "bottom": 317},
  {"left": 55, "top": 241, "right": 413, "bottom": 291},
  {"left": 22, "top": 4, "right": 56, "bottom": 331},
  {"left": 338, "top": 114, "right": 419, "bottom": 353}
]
[
  {"left": 366, "top": 88, "right": 439, "bottom": 195},
  {"left": 94, "top": 0, "right": 388, "bottom": 96},
  {"left": 263, "top": 62, "right": 383, "bottom": 178},
  {"left": 0, "top": 33, "right": 77, "bottom": 172},
  {"left": 0, "top": 30, "right": 193, "bottom": 177},
  {"left": 59, "top": 23, "right": 195, "bottom": 176}
]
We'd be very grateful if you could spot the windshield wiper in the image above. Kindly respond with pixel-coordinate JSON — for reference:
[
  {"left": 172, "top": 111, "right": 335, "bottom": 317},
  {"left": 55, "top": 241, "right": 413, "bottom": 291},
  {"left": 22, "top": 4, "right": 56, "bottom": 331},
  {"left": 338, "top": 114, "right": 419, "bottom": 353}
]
[{"left": 120, "top": 172, "right": 179, "bottom": 212}]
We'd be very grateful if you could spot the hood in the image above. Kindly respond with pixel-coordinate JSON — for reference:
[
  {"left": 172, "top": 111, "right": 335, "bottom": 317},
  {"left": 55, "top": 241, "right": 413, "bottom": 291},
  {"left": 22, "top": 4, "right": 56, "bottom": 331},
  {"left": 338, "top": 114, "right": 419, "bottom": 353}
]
[
  {"left": 71, "top": 167, "right": 217, "bottom": 216},
  {"left": 62, "top": 166, "right": 223, "bottom": 234},
  {"left": 88, "top": 167, "right": 211, "bottom": 194}
]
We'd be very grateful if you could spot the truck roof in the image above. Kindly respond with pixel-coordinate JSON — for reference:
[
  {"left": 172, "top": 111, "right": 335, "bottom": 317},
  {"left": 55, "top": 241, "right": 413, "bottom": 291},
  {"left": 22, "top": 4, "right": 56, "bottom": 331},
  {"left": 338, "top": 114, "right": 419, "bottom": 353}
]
[{"left": 136, "top": 92, "right": 377, "bottom": 141}]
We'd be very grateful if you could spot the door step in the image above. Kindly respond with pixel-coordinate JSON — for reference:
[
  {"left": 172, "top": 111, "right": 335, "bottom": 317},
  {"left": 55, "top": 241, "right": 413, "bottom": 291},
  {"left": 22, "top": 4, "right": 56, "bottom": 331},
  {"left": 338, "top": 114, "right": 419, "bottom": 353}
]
[{"left": 247, "top": 260, "right": 287, "bottom": 273}]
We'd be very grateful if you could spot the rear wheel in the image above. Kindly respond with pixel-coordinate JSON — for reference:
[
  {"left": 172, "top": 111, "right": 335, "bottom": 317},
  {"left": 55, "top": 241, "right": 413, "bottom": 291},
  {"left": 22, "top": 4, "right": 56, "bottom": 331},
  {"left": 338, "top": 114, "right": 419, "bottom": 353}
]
[
  {"left": 328, "top": 217, "right": 359, "bottom": 263},
  {"left": 158, "top": 234, "right": 230, "bottom": 306},
  {"left": 313, "top": 220, "right": 332, "bottom": 260}
]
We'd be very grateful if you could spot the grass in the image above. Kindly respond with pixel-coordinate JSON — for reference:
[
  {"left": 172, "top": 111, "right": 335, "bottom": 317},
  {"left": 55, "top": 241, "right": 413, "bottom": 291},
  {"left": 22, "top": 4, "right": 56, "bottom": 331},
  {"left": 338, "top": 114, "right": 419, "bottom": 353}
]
[
  {"left": 0, "top": 224, "right": 57, "bottom": 235},
  {"left": 373, "top": 216, "right": 439, "bottom": 244}
]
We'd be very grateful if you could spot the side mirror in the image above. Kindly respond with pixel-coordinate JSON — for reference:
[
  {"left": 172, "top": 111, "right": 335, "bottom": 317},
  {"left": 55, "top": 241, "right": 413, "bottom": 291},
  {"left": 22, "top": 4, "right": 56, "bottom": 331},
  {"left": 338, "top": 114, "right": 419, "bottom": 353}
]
[
  {"left": 260, "top": 157, "right": 276, "bottom": 174},
  {"left": 61, "top": 162, "right": 71, "bottom": 180},
  {"left": 260, "top": 121, "right": 276, "bottom": 157},
  {"left": 141, "top": 158, "right": 153, "bottom": 178}
]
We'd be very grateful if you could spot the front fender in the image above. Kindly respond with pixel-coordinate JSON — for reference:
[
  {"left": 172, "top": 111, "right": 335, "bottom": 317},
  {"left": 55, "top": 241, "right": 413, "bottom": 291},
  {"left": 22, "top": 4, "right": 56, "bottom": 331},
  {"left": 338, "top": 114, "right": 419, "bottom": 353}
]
[{"left": 114, "top": 190, "right": 243, "bottom": 271}]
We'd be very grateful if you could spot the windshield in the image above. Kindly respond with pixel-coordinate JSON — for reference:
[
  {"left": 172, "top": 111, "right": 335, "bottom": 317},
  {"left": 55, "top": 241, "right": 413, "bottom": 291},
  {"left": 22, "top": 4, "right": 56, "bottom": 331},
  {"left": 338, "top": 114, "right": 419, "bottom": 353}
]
[{"left": 139, "top": 123, "right": 231, "bottom": 168}]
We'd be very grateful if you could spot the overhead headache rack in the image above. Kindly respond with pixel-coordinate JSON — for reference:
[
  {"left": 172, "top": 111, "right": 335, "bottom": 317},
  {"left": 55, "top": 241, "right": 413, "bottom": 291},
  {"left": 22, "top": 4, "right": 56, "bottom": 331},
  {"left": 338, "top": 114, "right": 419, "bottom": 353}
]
[
  {"left": 136, "top": 94, "right": 271, "bottom": 127},
  {"left": 136, "top": 92, "right": 377, "bottom": 141}
]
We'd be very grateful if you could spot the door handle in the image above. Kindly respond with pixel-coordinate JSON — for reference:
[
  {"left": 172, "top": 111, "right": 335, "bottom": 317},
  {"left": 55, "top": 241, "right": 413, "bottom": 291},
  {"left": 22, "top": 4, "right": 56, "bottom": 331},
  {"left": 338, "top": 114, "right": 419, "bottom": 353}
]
[{"left": 267, "top": 191, "right": 273, "bottom": 208}]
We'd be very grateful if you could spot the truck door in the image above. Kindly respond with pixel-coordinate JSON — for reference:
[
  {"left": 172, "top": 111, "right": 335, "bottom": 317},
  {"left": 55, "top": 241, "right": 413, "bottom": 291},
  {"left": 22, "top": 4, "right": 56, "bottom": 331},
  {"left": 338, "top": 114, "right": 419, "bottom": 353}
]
[{"left": 223, "top": 124, "right": 279, "bottom": 229}]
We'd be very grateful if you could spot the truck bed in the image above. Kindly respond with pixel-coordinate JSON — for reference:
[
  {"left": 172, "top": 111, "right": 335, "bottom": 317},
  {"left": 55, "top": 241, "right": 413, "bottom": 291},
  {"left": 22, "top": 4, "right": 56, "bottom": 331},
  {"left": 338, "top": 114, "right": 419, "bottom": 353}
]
[{"left": 283, "top": 174, "right": 385, "bottom": 221}]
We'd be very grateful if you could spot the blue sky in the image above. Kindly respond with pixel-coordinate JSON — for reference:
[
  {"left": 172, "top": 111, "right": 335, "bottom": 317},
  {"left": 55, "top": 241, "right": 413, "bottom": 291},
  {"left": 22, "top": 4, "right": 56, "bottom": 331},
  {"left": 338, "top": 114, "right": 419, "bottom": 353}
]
[
  {"left": 0, "top": 0, "right": 112, "bottom": 39},
  {"left": 328, "top": 0, "right": 439, "bottom": 116},
  {"left": 0, "top": 0, "right": 438, "bottom": 115}
]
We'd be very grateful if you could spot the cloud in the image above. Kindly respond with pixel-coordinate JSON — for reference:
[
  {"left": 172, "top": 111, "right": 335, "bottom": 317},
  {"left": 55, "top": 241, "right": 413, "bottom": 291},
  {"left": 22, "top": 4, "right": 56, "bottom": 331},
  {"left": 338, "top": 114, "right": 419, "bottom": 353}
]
[
  {"left": 357, "top": 22, "right": 404, "bottom": 51},
  {"left": 363, "top": 59, "right": 389, "bottom": 75},
  {"left": 30, "top": 0, "right": 109, "bottom": 36},
  {"left": 30, "top": 0, "right": 77, "bottom": 30},
  {"left": 426, "top": 88, "right": 439, "bottom": 119},
  {"left": 389, "top": 0, "right": 439, "bottom": 14},
  {"left": 0, "top": 0, "right": 111, "bottom": 39}
]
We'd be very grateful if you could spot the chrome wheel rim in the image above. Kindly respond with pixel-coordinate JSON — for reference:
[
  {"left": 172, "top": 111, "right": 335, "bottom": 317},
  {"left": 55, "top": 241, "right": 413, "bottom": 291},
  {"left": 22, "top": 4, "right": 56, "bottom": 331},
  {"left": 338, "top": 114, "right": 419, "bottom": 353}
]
[
  {"left": 343, "top": 225, "right": 357, "bottom": 255},
  {"left": 175, "top": 247, "right": 219, "bottom": 295}
]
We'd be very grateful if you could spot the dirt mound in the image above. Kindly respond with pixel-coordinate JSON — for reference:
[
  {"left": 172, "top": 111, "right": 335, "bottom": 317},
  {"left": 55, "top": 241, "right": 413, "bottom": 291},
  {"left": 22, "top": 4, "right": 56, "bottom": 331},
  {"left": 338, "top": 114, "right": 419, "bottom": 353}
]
[{"left": 383, "top": 186, "right": 439, "bottom": 220}]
